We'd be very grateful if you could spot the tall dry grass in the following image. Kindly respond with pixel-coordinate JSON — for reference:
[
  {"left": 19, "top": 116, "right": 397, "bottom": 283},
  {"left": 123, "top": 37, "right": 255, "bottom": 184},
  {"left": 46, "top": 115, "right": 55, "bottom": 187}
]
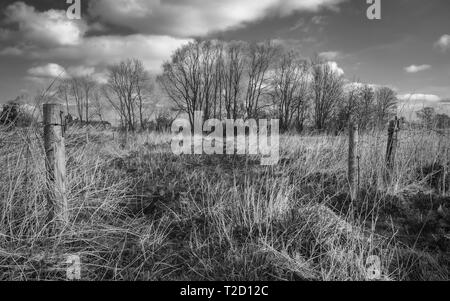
[{"left": 0, "top": 124, "right": 448, "bottom": 280}]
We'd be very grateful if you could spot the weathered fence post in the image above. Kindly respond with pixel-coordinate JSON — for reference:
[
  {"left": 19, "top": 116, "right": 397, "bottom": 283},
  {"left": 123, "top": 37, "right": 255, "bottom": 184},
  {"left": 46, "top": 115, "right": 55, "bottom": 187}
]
[
  {"left": 120, "top": 129, "right": 128, "bottom": 149},
  {"left": 43, "top": 104, "right": 67, "bottom": 229},
  {"left": 444, "top": 148, "right": 449, "bottom": 195},
  {"left": 385, "top": 117, "right": 400, "bottom": 183},
  {"left": 348, "top": 122, "right": 359, "bottom": 200}
]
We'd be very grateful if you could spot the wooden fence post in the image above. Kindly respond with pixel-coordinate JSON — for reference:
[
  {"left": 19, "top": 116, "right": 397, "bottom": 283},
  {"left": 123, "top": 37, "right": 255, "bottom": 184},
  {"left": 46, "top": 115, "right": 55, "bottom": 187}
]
[
  {"left": 120, "top": 129, "right": 128, "bottom": 149},
  {"left": 43, "top": 104, "right": 67, "bottom": 229},
  {"left": 444, "top": 148, "right": 449, "bottom": 196},
  {"left": 348, "top": 122, "right": 359, "bottom": 200},
  {"left": 385, "top": 117, "right": 400, "bottom": 183}
]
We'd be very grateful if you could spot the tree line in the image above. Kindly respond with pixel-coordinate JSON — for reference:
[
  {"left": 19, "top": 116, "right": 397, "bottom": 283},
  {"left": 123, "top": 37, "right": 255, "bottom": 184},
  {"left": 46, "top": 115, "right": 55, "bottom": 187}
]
[
  {"left": 7, "top": 39, "right": 448, "bottom": 133},
  {"left": 54, "top": 59, "right": 156, "bottom": 131},
  {"left": 158, "top": 39, "right": 398, "bottom": 133},
  {"left": 416, "top": 107, "right": 450, "bottom": 129}
]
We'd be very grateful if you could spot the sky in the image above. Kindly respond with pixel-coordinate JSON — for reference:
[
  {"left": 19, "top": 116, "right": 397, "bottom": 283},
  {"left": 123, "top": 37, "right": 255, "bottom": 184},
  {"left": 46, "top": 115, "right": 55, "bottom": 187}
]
[{"left": 0, "top": 0, "right": 449, "bottom": 117}]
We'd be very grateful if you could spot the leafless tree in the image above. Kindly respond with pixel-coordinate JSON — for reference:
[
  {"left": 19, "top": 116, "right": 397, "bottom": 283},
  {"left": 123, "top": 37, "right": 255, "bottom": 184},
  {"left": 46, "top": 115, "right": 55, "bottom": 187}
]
[
  {"left": 58, "top": 76, "right": 96, "bottom": 123},
  {"left": 79, "top": 77, "right": 96, "bottom": 123},
  {"left": 311, "top": 58, "right": 344, "bottom": 131},
  {"left": 375, "top": 87, "right": 397, "bottom": 128},
  {"left": 69, "top": 77, "right": 85, "bottom": 122},
  {"left": 357, "top": 84, "right": 375, "bottom": 131},
  {"left": 135, "top": 67, "right": 155, "bottom": 130},
  {"left": 244, "top": 41, "right": 278, "bottom": 119},
  {"left": 57, "top": 79, "right": 71, "bottom": 115},
  {"left": 106, "top": 59, "right": 148, "bottom": 131},
  {"left": 159, "top": 40, "right": 281, "bottom": 124},
  {"left": 91, "top": 89, "right": 104, "bottom": 122},
  {"left": 221, "top": 41, "right": 246, "bottom": 120},
  {"left": 158, "top": 40, "right": 221, "bottom": 127},
  {"left": 334, "top": 83, "right": 361, "bottom": 132},
  {"left": 271, "top": 51, "right": 309, "bottom": 132}
]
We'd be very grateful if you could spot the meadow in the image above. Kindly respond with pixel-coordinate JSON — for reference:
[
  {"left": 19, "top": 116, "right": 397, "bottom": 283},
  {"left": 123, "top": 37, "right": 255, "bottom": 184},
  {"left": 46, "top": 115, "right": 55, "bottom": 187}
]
[{"left": 0, "top": 125, "right": 448, "bottom": 281}]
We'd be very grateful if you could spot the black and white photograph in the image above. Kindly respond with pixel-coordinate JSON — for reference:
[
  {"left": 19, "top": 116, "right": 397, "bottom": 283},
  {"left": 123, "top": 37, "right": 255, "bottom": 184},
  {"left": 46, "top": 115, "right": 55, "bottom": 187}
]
[{"left": 0, "top": 0, "right": 449, "bottom": 285}]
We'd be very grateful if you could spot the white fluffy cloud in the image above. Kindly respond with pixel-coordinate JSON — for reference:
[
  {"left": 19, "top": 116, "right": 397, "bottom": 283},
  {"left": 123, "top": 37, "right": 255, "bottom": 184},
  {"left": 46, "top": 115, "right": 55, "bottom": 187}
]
[
  {"left": 1, "top": 2, "right": 192, "bottom": 73},
  {"left": 26, "top": 63, "right": 110, "bottom": 87},
  {"left": 5, "top": 2, "right": 87, "bottom": 46},
  {"left": 327, "top": 61, "right": 344, "bottom": 76},
  {"left": 404, "top": 64, "right": 431, "bottom": 73},
  {"left": 27, "top": 34, "right": 191, "bottom": 73},
  {"left": 27, "top": 63, "right": 67, "bottom": 78},
  {"left": 397, "top": 94, "right": 450, "bottom": 119},
  {"left": 0, "top": 2, "right": 192, "bottom": 90},
  {"left": 2, "top": 1, "right": 347, "bottom": 81},
  {"left": 4, "top": 0, "right": 349, "bottom": 92},
  {"left": 398, "top": 93, "right": 441, "bottom": 102},
  {"left": 435, "top": 34, "right": 450, "bottom": 52},
  {"left": 89, "top": 0, "right": 347, "bottom": 37}
]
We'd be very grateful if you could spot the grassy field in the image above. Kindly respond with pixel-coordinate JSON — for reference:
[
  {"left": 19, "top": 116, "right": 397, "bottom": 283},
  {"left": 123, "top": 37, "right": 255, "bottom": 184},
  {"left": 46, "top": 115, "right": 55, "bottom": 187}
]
[{"left": 0, "top": 126, "right": 448, "bottom": 281}]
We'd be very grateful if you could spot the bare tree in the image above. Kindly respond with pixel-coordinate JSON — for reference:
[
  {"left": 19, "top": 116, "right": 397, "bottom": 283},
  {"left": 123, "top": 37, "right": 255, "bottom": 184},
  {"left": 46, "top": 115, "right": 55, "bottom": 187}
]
[
  {"left": 357, "top": 84, "right": 375, "bottom": 131},
  {"left": 417, "top": 107, "right": 436, "bottom": 129},
  {"left": 333, "top": 83, "right": 361, "bottom": 133},
  {"left": 106, "top": 59, "right": 148, "bottom": 132},
  {"left": 57, "top": 79, "right": 71, "bottom": 115},
  {"left": 69, "top": 77, "right": 85, "bottom": 122},
  {"left": 212, "top": 42, "right": 225, "bottom": 119},
  {"left": 271, "top": 51, "right": 309, "bottom": 132},
  {"left": 91, "top": 89, "right": 104, "bottom": 122},
  {"left": 58, "top": 76, "right": 96, "bottom": 123},
  {"left": 159, "top": 40, "right": 280, "bottom": 124},
  {"left": 80, "top": 76, "right": 96, "bottom": 123},
  {"left": 244, "top": 41, "right": 278, "bottom": 119},
  {"left": 375, "top": 87, "right": 397, "bottom": 128},
  {"left": 221, "top": 41, "right": 245, "bottom": 120},
  {"left": 135, "top": 65, "right": 155, "bottom": 130},
  {"left": 158, "top": 40, "right": 221, "bottom": 127},
  {"left": 311, "top": 58, "right": 344, "bottom": 131}
]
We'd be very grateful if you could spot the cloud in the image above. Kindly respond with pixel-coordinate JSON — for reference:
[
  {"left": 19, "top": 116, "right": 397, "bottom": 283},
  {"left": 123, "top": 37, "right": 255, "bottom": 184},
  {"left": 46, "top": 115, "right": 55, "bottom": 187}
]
[
  {"left": 397, "top": 97, "right": 450, "bottom": 120},
  {"left": 311, "top": 15, "right": 328, "bottom": 25},
  {"left": 88, "top": 0, "right": 347, "bottom": 37},
  {"left": 27, "top": 63, "right": 109, "bottom": 85},
  {"left": 398, "top": 93, "right": 441, "bottom": 102},
  {"left": 2, "top": 21, "right": 191, "bottom": 73},
  {"left": 404, "top": 64, "right": 431, "bottom": 73},
  {"left": 289, "top": 19, "right": 306, "bottom": 31},
  {"left": 27, "top": 63, "right": 67, "bottom": 78},
  {"left": 327, "top": 61, "right": 344, "bottom": 76},
  {"left": 27, "top": 63, "right": 96, "bottom": 80},
  {"left": 26, "top": 34, "right": 192, "bottom": 73},
  {"left": 4, "top": 2, "right": 87, "bottom": 47},
  {"left": 0, "top": 29, "right": 11, "bottom": 41},
  {"left": 344, "top": 82, "right": 381, "bottom": 92},
  {"left": 397, "top": 93, "right": 444, "bottom": 119},
  {"left": 289, "top": 15, "right": 328, "bottom": 33},
  {"left": 66, "top": 66, "right": 96, "bottom": 77},
  {"left": 434, "top": 34, "right": 450, "bottom": 52},
  {"left": 0, "top": 47, "right": 24, "bottom": 56},
  {"left": 319, "top": 51, "right": 340, "bottom": 60},
  {"left": 1, "top": 3, "right": 191, "bottom": 74}
]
